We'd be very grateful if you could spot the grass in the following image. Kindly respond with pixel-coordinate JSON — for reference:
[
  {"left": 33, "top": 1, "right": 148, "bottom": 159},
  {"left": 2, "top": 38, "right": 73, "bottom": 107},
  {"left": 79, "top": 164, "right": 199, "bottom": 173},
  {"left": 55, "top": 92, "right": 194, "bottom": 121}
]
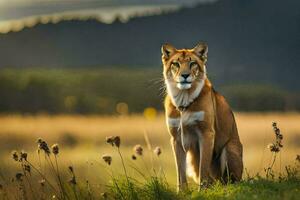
[
  {"left": 0, "top": 134, "right": 299, "bottom": 200},
  {"left": 0, "top": 113, "right": 299, "bottom": 174},
  {"left": 0, "top": 113, "right": 299, "bottom": 199},
  {"left": 191, "top": 178, "right": 300, "bottom": 200}
]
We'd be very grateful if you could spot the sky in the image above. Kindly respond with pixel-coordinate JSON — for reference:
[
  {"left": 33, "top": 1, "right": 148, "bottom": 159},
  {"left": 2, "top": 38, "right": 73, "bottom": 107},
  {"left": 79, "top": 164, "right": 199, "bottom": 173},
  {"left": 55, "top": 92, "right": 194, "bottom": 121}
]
[
  {"left": 0, "top": 0, "right": 217, "bottom": 33},
  {"left": 0, "top": 0, "right": 216, "bottom": 20}
]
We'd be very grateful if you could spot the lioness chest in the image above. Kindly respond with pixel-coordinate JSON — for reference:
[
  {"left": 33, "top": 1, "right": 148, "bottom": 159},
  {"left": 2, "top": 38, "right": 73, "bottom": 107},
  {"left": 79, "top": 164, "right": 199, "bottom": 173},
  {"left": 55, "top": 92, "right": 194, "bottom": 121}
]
[{"left": 167, "top": 110, "right": 206, "bottom": 151}]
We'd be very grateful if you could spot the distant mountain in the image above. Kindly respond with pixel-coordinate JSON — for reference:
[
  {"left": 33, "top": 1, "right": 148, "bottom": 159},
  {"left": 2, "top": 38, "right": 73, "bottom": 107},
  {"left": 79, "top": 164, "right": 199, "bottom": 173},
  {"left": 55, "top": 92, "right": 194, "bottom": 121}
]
[
  {"left": 0, "top": 0, "right": 214, "bottom": 22},
  {"left": 0, "top": 0, "right": 299, "bottom": 90}
]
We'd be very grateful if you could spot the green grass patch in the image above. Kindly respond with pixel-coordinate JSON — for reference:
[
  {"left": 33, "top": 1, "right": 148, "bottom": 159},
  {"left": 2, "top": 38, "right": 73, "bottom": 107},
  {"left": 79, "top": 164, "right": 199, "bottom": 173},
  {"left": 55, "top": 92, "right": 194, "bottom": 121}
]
[{"left": 191, "top": 179, "right": 300, "bottom": 200}]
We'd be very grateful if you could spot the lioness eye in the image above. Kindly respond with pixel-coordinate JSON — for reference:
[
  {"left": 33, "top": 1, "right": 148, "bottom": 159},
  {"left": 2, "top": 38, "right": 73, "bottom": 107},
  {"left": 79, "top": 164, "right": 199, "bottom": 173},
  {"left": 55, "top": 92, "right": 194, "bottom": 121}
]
[
  {"left": 171, "top": 62, "right": 180, "bottom": 71},
  {"left": 190, "top": 61, "right": 198, "bottom": 68}
]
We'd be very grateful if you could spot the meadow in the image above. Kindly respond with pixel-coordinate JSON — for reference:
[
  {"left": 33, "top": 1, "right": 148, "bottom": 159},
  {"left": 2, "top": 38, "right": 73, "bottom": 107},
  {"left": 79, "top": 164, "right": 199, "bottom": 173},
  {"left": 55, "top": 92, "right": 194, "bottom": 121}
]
[{"left": 0, "top": 113, "right": 299, "bottom": 199}]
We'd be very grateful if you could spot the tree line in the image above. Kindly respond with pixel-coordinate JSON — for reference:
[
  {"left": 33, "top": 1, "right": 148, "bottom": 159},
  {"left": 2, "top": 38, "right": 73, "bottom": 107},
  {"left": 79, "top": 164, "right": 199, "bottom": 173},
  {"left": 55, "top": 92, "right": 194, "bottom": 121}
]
[{"left": 0, "top": 68, "right": 299, "bottom": 114}]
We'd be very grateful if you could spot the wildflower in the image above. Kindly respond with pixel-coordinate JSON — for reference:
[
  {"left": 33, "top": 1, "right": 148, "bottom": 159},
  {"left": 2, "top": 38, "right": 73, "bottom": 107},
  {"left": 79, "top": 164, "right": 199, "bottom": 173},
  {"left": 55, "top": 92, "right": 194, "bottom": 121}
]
[
  {"left": 131, "top": 155, "right": 137, "bottom": 160},
  {"left": 20, "top": 151, "right": 28, "bottom": 161},
  {"left": 102, "top": 155, "right": 112, "bottom": 165},
  {"left": 134, "top": 145, "right": 143, "bottom": 156},
  {"left": 39, "top": 179, "right": 45, "bottom": 187},
  {"left": 106, "top": 136, "right": 121, "bottom": 147},
  {"left": 51, "top": 144, "right": 59, "bottom": 155},
  {"left": 296, "top": 155, "right": 300, "bottom": 163},
  {"left": 267, "top": 122, "right": 283, "bottom": 153},
  {"left": 12, "top": 150, "right": 19, "bottom": 161},
  {"left": 37, "top": 138, "right": 51, "bottom": 155},
  {"left": 154, "top": 146, "right": 162, "bottom": 156},
  {"left": 15, "top": 173, "right": 23, "bottom": 181}
]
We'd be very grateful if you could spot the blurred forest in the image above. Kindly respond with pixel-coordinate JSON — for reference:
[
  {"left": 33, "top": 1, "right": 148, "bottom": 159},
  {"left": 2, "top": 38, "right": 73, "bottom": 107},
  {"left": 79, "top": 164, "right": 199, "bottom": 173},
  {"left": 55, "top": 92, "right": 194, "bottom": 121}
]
[
  {"left": 0, "top": 0, "right": 299, "bottom": 114},
  {"left": 0, "top": 68, "right": 299, "bottom": 114}
]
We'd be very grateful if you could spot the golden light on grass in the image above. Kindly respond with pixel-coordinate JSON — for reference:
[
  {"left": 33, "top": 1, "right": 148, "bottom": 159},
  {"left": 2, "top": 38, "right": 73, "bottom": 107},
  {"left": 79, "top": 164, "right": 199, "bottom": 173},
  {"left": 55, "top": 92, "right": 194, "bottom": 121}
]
[
  {"left": 0, "top": 113, "right": 299, "bottom": 178},
  {"left": 0, "top": 113, "right": 299, "bottom": 199}
]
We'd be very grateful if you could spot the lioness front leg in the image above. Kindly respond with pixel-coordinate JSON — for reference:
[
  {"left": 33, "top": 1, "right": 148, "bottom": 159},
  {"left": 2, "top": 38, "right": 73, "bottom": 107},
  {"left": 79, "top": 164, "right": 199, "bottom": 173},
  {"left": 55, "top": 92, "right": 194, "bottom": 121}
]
[
  {"left": 198, "top": 131, "right": 215, "bottom": 190},
  {"left": 171, "top": 137, "right": 187, "bottom": 192}
]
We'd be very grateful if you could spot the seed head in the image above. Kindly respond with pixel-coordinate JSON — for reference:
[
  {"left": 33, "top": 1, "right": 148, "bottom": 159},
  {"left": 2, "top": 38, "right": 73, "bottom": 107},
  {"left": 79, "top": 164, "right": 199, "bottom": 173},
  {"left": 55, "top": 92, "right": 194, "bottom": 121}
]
[
  {"left": 131, "top": 155, "right": 137, "bottom": 160},
  {"left": 24, "top": 164, "right": 31, "bottom": 174},
  {"left": 39, "top": 179, "right": 45, "bottom": 187},
  {"left": 37, "top": 138, "right": 51, "bottom": 155},
  {"left": 267, "top": 143, "right": 280, "bottom": 152},
  {"left": 101, "top": 192, "right": 108, "bottom": 199},
  {"left": 37, "top": 138, "right": 43, "bottom": 144},
  {"left": 102, "top": 154, "right": 112, "bottom": 165},
  {"left": 154, "top": 146, "right": 162, "bottom": 156},
  {"left": 69, "top": 176, "right": 77, "bottom": 185},
  {"left": 12, "top": 151, "right": 19, "bottom": 162},
  {"left": 134, "top": 145, "right": 143, "bottom": 156},
  {"left": 20, "top": 151, "right": 28, "bottom": 161},
  {"left": 268, "top": 122, "right": 283, "bottom": 153},
  {"left": 68, "top": 166, "right": 74, "bottom": 173},
  {"left": 51, "top": 144, "right": 59, "bottom": 155},
  {"left": 114, "top": 136, "right": 121, "bottom": 147},
  {"left": 106, "top": 136, "right": 121, "bottom": 147},
  {"left": 106, "top": 136, "right": 115, "bottom": 146},
  {"left": 15, "top": 173, "right": 23, "bottom": 181}
]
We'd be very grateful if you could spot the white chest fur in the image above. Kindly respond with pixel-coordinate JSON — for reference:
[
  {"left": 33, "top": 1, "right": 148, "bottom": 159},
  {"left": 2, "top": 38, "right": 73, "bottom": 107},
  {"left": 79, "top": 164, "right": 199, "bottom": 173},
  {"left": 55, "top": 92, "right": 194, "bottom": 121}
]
[
  {"left": 167, "top": 111, "right": 205, "bottom": 128},
  {"left": 166, "top": 80, "right": 205, "bottom": 108}
]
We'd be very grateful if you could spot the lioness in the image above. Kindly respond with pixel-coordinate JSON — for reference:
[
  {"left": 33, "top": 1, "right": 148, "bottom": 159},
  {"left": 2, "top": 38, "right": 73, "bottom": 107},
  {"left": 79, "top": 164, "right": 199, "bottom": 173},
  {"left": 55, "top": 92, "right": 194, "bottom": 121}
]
[{"left": 162, "top": 43, "right": 243, "bottom": 191}]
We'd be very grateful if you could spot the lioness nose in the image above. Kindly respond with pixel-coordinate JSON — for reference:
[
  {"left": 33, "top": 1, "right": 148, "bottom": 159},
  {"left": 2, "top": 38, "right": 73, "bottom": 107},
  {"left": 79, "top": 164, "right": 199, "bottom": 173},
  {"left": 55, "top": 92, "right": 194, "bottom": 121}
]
[{"left": 181, "top": 74, "right": 190, "bottom": 79}]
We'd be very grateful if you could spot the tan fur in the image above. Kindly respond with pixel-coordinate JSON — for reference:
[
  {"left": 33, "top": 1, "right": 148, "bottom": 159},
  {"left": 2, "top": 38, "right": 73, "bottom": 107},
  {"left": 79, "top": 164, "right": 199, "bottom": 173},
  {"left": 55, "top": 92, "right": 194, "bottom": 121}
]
[{"left": 162, "top": 43, "right": 243, "bottom": 191}]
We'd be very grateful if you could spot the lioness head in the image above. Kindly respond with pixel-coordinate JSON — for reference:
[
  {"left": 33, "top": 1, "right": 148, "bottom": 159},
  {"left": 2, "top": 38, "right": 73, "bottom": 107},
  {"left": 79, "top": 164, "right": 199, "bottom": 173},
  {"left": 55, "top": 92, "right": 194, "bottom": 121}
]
[
  {"left": 161, "top": 43, "right": 208, "bottom": 91},
  {"left": 161, "top": 43, "right": 208, "bottom": 108}
]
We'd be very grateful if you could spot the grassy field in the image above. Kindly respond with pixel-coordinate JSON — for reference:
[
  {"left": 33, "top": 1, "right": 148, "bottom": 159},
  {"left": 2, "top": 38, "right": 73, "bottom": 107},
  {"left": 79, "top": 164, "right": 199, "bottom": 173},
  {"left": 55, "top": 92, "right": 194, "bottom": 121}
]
[{"left": 0, "top": 113, "right": 299, "bottom": 199}]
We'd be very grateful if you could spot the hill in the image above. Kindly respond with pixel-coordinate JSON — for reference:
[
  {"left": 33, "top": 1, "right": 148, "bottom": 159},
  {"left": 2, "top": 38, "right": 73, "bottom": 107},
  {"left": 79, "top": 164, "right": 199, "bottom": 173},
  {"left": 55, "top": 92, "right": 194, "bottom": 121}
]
[{"left": 0, "top": 0, "right": 299, "bottom": 90}]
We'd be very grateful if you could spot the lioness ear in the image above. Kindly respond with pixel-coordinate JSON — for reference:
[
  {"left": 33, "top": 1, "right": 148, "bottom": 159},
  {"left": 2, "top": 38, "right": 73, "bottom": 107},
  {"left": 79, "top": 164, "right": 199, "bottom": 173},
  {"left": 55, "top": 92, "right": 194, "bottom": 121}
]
[
  {"left": 193, "top": 43, "right": 208, "bottom": 62},
  {"left": 161, "top": 43, "right": 177, "bottom": 60}
]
